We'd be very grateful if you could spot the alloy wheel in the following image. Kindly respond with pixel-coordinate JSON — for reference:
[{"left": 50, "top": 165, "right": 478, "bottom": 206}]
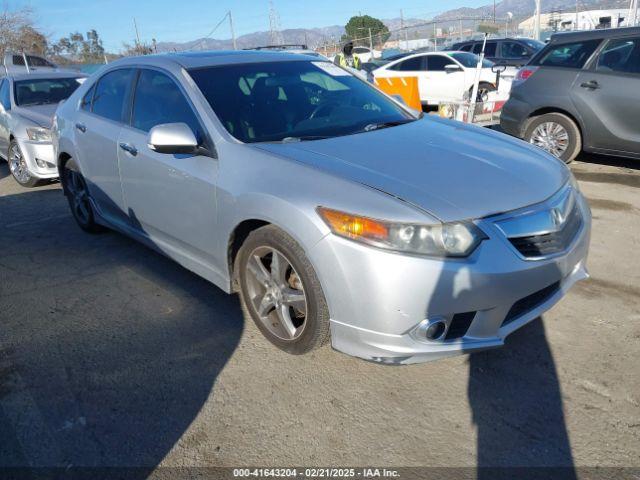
[
  {"left": 245, "top": 246, "right": 308, "bottom": 341},
  {"left": 529, "top": 121, "right": 569, "bottom": 158},
  {"left": 65, "top": 169, "right": 92, "bottom": 225},
  {"left": 8, "top": 143, "right": 31, "bottom": 184}
]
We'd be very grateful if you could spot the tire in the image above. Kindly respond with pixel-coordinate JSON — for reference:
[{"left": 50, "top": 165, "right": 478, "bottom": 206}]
[
  {"left": 60, "top": 158, "right": 105, "bottom": 233},
  {"left": 476, "top": 82, "right": 496, "bottom": 102},
  {"left": 237, "top": 225, "right": 330, "bottom": 355},
  {"left": 524, "top": 112, "right": 582, "bottom": 163},
  {"left": 8, "top": 140, "right": 40, "bottom": 187}
]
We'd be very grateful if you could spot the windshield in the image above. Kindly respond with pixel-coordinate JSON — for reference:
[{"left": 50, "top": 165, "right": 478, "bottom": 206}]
[
  {"left": 188, "top": 60, "right": 414, "bottom": 143},
  {"left": 521, "top": 39, "right": 545, "bottom": 51},
  {"left": 14, "top": 77, "right": 83, "bottom": 107},
  {"left": 449, "top": 52, "right": 494, "bottom": 68}
]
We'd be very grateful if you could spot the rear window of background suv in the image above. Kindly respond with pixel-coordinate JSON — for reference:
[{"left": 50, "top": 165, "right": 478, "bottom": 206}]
[{"left": 530, "top": 39, "right": 602, "bottom": 69}]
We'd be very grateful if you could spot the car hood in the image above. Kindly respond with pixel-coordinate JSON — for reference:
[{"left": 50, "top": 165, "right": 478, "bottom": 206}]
[
  {"left": 12, "top": 104, "right": 58, "bottom": 127},
  {"left": 254, "top": 117, "right": 569, "bottom": 222}
]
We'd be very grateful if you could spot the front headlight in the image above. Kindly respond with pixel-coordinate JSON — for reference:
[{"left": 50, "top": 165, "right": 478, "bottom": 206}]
[
  {"left": 26, "top": 127, "right": 51, "bottom": 142},
  {"left": 317, "top": 207, "right": 487, "bottom": 257}
]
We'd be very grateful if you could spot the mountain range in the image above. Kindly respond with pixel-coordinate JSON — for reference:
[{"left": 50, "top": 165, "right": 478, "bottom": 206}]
[{"left": 155, "top": 0, "right": 628, "bottom": 52}]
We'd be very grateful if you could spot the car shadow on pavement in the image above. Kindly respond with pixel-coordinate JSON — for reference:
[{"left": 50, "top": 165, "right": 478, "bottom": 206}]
[
  {"left": 468, "top": 318, "right": 576, "bottom": 480},
  {"left": 0, "top": 186, "right": 243, "bottom": 476}
]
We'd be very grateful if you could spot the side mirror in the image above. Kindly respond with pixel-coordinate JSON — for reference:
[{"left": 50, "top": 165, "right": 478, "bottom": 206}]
[
  {"left": 148, "top": 122, "right": 198, "bottom": 155},
  {"left": 444, "top": 64, "right": 462, "bottom": 73}
]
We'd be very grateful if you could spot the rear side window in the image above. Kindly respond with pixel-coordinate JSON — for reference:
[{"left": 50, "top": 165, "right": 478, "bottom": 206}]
[
  {"left": 501, "top": 41, "right": 529, "bottom": 59},
  {"left": 0, "top": 79, "right": 11, "bottom": 110},
  {"left": 131, "top": 69, "right": 202, "bottom": 138},
  {"left": 459, "top": 44, "right": 473, "bottom": 52},
  {"left": 389, "top": 56, "right": 425, "bottom": 71},
  {"left": 91, "top": 69, "right": 135, "bottom": 122},
  {"left": 533, "top": 40, "right": 601, "bottom": 69},
  {"left": 596, "top": 37, "right": 640, "bottom": 74}
]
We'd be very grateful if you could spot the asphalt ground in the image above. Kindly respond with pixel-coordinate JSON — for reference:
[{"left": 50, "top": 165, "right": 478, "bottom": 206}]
[{"left": 0, "top": 152, "right": 638, "bottom": 477}]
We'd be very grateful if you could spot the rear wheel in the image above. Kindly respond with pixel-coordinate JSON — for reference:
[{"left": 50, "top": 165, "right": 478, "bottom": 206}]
[
  {"left": 524, "top": 113, "right": 582, "bottom": 163},
  {"left": 476, "top": 82, "right": 496, "bottom": 102},
  {"left": 8, "top": 140, "right": 40, "bottom": 187},
  {"left": 61, "top": 159, "right": 105, "bottom": 233},
  {"left": 237, "top": 225, "right": 329, "bottom": 354}
]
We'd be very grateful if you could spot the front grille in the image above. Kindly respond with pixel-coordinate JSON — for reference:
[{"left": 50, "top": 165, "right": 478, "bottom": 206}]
[
  {"left": 502, "top": 281, "right": 560, "bottom": 327},
  {"left": 509, "top": 204, "right": 582, "bottom": 258},
  {"left": 445, "top": 311, "right": 476, "bottom": 340}
]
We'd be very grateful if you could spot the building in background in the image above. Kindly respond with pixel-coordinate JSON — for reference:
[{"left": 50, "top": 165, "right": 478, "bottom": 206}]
[{"left": 519, "top": 8, "right": 630, "bottom": 36}]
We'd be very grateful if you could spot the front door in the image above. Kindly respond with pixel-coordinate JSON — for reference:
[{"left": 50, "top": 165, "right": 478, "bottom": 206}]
[
  {"left": 570, "top": 35, "right": 640, "bottom": 156},
  {"left": 423, "top": 55, "right": 466, "bottom": 103},
  {"left": 118, "top": 68, "right": 219, "bottom": 272}
]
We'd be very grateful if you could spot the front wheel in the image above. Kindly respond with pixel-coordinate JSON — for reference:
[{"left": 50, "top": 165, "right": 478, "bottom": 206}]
[
  {"left": 524, "top": 113, "right": 582, "bottom": 163},
  {"left": 8, "top": 140, "right": 40, "bottom": 187},
  {"left": 237, "top": 225, "right": 330, "bottom": 355}
]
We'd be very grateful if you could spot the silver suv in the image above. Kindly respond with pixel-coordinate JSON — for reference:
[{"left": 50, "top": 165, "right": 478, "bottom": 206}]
[
  {"left": 0, "top": 72, "right": 85, "bottom": 186},
  {"left": 53, "top": 52, "right": 590, "bottom": 364}
]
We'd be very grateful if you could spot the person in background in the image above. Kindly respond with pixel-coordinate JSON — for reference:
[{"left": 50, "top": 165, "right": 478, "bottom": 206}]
[{"left": 334, "top": 41, "right": 361, "bottom": 70}]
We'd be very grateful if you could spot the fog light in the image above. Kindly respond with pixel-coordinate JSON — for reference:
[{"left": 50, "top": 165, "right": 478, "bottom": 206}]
[
  {"left": 413, "top": 317, "right": 448, "bottom": 342},
  {"left": 425, "top": 321, "right": 446, "bottom": 340},
  {"left": 35, "top": 158, "right": 46, "bottom": 168}
]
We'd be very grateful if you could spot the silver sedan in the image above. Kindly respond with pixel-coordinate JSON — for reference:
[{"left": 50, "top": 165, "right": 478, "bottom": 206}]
[{"left": 52, "top": 51, "right": 591, "bottom": 364}]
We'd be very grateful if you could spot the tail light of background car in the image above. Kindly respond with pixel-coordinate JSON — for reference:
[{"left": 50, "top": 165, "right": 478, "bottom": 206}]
[{"left": 513, "top": 66, "right": 539, "bottom": 86}]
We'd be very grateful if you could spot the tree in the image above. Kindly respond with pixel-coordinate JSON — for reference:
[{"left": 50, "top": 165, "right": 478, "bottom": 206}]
[
  {"left": 343, "top": 15, "right": 390, "bottom": 47},
  {"left": 0, "top": 6, "right": 47, "bottom": 58},
  {"left": 49, "top": 30, "right": 106, "bottom": 64}
]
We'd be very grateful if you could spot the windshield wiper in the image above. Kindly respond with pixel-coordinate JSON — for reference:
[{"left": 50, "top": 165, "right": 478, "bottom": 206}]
[
  {"left": 279, "top": 135, "right": 331, "bottom": 143},
  {"left": 361, "top": 118, "right": 416, "bottom": 132}
]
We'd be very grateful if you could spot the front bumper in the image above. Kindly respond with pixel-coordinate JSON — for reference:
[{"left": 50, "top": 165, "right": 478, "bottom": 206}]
[
  {"left": 309, "top": 192, "right": 591, "bottom": 365},
  {"left": 17, "top": 138, "right": 58, "bottom": 179}
]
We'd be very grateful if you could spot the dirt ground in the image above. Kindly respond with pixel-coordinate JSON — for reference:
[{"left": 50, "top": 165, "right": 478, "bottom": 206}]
[{"left": 0, "top": 153, "right": 638, "bottom": 474}]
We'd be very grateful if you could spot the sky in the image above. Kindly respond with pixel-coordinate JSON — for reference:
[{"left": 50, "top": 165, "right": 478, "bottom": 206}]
[{"left": 14, "top": 0, "right": 491, "bottom": 51}]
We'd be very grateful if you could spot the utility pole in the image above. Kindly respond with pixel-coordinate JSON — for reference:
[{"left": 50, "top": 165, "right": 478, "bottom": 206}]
[
  {"left": 493, "top": 0, "right": 497, "bottom": 23},
  {"left": 433, "top": 22, "right": 437, "bottom": 51},
  {"left": 400, "top": 9, "right": 409, "bottom": 50},
  {"left": 133, "top": 17, "right": 141, "bottom": 52},
  {"left": 228, "top": 11, "right": 237, "bottom": 50},
  {"left": 628, "top": 0, "right": 638, "bottom": 26},
  {"left": 534, "top": 0, "right": 541, "bottom": 40},
  {"left": 575, "top": 0, "right": 579, "bottom": 30},
  {"left": 368, "top": 27, "right": 373, "bottom": 52}
]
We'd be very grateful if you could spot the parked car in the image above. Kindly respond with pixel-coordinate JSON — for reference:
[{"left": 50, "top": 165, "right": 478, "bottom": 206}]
[
  {"left": 451, "top": 37, "right": 545, "bottom": 67},
  {"left": 501, "top": 27, "right": 640, "bottom": 162},
  {"left": 0, "top": 71, "right": 85, "bottom": 186},
  {"left": 352, "top": 46, "right": 382, "bottom": 63},
  {"left": 53, "top": 51, "right": 590, "bottom": 364},
  {"left": 2, "top": 52, "right": 59, "bottom": 74},
  {"left": 373, "top": 51, "right": 500, "bottom": 106}
]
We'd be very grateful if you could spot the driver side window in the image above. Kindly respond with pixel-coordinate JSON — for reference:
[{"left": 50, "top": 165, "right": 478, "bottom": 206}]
[{"left": 131, "top": 69, "right": 202, "bottom": 141}]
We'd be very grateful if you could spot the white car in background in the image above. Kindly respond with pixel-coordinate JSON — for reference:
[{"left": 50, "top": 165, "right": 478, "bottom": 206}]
[
  {"left": 373, "top": 51, "right": 503, "bottom": 107},
  {"left": 352, "top": 46, "right": 381, "bottom": 63}
]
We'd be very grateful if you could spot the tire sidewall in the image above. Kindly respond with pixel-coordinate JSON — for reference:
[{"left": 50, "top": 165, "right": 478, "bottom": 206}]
[
  {"left": 237, "top": 226, "right": 329, "bottom": 355},
  {"left": 524, "top": 113, "right": 581, "bottom": 163},
  {"left": 61, "top": 158, "right": 101, "bottom": 232},
  {"left": 8, "top": 140, "right": 39, "bottom": 187}
]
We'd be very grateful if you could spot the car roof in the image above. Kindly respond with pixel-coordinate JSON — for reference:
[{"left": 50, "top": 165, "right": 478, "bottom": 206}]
[
  {"left": 5, "top": 71, "right": 87, "bottom": 81},
  {"left": 549, "top": 26, "right": 640, "bottom": 43},
  {"left": 107, "top": 50, "right": 323, "bottom": 71}
]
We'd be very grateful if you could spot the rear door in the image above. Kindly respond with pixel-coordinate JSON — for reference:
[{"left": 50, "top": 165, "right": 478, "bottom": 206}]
[
  {"left": 74, "top": 68, "right": 135, "bottom": 224},
  {"left": 570, "top": 35, "right": 640, "bottom": 155},
  {"left": 117, "top": 68, "right": 219, "bottom": 269}
]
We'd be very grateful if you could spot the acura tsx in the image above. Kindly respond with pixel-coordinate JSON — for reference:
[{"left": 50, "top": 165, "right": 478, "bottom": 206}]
[{"left": 52, "top": 51, "right": 591, "bottom": 364}]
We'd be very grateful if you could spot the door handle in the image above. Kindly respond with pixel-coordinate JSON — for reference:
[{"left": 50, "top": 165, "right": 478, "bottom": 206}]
[
  {"left": 119, "top": 142, "right": 137, "bottom": 156},
  {"left": 75, "top": 122, "right": 86, "bottom": 133},
  {"left": 580, "top": 80, "right": 600, "bottom": 90}
]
